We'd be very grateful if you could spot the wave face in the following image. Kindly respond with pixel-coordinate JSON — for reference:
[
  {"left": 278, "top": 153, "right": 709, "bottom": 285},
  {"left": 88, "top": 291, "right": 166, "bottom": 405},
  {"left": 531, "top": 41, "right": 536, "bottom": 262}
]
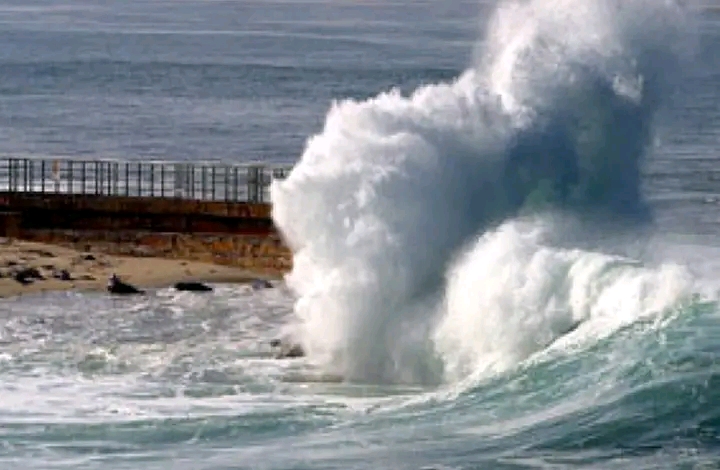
[{"left": 270, "top": 0, "right": 697, "bottom": 385}]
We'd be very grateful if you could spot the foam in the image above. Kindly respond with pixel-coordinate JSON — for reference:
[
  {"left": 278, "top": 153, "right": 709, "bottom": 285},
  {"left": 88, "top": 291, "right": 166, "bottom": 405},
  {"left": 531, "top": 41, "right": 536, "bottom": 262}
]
[{"left": 271, "top": 0, "right": 697, "bottom": 384}]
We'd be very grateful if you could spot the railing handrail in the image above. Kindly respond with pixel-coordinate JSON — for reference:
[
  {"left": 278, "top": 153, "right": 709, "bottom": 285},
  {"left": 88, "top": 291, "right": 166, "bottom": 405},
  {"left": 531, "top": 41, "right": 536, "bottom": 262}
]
[
  {"left": 0, "top": 155, "right": 294, "bottom": 168},
  {"left": 0, "top": 157, "right": 294, "bottom": 203}
]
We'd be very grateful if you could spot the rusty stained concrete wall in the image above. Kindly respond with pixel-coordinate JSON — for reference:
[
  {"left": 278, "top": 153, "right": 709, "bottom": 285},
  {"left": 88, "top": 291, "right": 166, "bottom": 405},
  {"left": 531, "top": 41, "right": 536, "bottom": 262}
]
[
  {"left": 22, "top": 229, "right": 292, "bottom": 275},
  {"left": 0, "top": 192, "right": 293, "bottom": 275},
  {"left": 0, "top": 192, "right": 272, "bottom": 218}
]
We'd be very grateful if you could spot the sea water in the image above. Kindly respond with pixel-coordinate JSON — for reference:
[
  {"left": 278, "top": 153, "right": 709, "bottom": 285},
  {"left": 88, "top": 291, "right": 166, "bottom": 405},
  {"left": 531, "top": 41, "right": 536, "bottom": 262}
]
[{"left": 2, "top": 0, "right": 720, "bottom": 468}]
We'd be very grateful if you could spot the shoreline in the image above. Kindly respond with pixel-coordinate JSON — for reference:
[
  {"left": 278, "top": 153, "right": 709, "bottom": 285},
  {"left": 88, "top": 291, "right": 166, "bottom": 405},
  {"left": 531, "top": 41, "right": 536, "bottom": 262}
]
[{"left": 0, "top": 238, "right": 283, "bottom": 299}]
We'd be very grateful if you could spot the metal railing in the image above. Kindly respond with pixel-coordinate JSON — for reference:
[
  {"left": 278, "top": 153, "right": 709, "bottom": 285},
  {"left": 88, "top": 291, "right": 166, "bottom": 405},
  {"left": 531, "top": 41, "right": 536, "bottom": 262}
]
[{"left": 0, "top": 157, "right": 293, "bottom": 203}]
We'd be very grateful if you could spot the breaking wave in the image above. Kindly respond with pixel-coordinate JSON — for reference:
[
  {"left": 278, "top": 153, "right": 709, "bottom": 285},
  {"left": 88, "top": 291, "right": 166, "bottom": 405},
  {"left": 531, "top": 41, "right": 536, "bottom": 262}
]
[{"left": 270, "top": 0, "right": 699, "bottom": 385}]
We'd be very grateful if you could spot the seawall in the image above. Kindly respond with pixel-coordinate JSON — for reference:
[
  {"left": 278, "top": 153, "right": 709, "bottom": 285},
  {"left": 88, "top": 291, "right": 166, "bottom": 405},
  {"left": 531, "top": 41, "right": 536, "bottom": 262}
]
[{"left": 0, "top": 158, "right": 294, "bottom": 277}]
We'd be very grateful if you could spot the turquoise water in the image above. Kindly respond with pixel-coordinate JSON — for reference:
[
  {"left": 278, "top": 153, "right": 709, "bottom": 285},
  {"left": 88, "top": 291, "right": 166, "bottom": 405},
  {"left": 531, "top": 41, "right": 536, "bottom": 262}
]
[
  {"left": 3, "top": 0, "right": 720, "bottom": 468},
  {"left": 2, "top": 272, "right": 720, "bottom": 468}
]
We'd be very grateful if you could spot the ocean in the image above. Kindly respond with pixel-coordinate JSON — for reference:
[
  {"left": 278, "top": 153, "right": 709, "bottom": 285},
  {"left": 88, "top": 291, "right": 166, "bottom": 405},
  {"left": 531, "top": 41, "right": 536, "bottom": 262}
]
[{"left": 2, "top": 0, "right": 720, "bottom": 469}]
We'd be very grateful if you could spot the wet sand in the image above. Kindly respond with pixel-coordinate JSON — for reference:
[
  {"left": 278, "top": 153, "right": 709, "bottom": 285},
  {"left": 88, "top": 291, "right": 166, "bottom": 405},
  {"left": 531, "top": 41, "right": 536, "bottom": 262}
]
[{"left": 0, "top": 238, "right": 277, "bottom": 298}]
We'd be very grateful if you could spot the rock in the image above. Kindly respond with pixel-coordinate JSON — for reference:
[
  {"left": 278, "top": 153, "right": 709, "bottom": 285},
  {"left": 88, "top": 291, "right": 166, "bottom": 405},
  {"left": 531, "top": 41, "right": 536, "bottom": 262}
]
[
  {"left": 83, "top": 253, "right": 96, "bottom": 261},
  {"left": 270, "top": 339, "right": 306, "bottom": 359},
  {"left": 28, "top": 249, "right": 55, "bottom": 258},
  {"left": 251, "top": 279, "right": 273, "bottom": 290},
  {"left": 174, "top": 282, "right": 213, "bottom": 292},
  {"left": 107, "top": 274, "right": 144, "bottom": 295},
  {"left": 53, "top": 269, "right": 73, "bottom": 281},
  {"left": 277, "top": 343, "right": 305, "bottom": 359}
]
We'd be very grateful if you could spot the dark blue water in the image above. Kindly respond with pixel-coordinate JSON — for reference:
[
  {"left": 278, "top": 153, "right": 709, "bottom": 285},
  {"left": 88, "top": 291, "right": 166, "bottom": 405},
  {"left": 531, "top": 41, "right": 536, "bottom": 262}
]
[{"left": 0, "top": 0, "right": 477, "bottom": 162}]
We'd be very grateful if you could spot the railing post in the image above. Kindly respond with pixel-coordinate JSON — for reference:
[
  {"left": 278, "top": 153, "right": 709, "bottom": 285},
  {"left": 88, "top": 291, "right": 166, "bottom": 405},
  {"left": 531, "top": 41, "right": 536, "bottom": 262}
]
[
  {"left": 15, "top": 158, "right": 20, "bottom": 192},
  {"left": 190, "top": 164, "right": 196, "bottom": 200},
  {"left": 247, "top": 166, "right": 259, "bottom": 203},
  {"left": 112, "top": 162, "right": 118, "bottom": 196},
  {"left": 233, "top": 166, "right": 239, "bottom": 202},
  {"left": 13, "top": 158, "right": 18, "bottom": 192},
  {"left": 81, "top": 161, "right": 86, "bottom": 194},
  {"left": 201, "top": 165, "right": 207, "bottom": 200},
  {"left": 150, "top": 163, "right": 155, "bottom": 197},
  {"left": 137, "top": 162, "right": 142, "bottom": 197},
  {"left": 211, "top": 165, "right": 216, "bottom": 201},
  {"left": 23, "top": 159, "right": 28, "bottom": 192},
  {"left": 66, "top": 161, "right": 71, "bottom": 194},
  {"left": 224, "top": 165, "right": 229, "bottom": 201},
  {"left": 105, "top": 162, "right": 110, "bottom": 195},
  {"left": 41, "top": 160, "right": 46, "bottom": 193},
  {"left": 124, "top": 162, "right": 129, "bottom": 197},
  {"left": 28, "top": 159, "right": 34, "bottom": 193},
  {"left": 160, "top": 163, "right": 165, "bottom": 198}
]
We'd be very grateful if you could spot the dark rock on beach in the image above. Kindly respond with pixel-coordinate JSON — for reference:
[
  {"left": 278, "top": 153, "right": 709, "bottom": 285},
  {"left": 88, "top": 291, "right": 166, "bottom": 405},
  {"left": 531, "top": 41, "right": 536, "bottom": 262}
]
[{"left": 174, "top": 281, "right": 213, "bottom": 292}]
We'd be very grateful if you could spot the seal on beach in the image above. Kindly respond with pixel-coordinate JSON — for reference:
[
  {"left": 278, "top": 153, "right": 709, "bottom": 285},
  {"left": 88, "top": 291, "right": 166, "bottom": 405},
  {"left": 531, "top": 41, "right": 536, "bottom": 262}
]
[
  {"left": 107, "top": 273, "right": 144, "bottom": 295},
  {"left": 13, "top": 267, "right": 44, "bottom": 285}
]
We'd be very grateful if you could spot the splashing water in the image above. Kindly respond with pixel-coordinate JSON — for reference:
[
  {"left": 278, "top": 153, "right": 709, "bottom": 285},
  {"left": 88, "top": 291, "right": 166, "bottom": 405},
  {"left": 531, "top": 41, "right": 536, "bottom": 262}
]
[{"left": 270, "top": 0, "right": 700, "bottom": 385}]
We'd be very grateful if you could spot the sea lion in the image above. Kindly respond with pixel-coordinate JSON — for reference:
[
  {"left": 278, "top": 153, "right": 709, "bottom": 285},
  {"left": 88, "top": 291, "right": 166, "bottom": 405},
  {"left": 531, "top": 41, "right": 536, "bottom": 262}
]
[{"left": 107, "top": 273, "right": 144, "bottom": 295}]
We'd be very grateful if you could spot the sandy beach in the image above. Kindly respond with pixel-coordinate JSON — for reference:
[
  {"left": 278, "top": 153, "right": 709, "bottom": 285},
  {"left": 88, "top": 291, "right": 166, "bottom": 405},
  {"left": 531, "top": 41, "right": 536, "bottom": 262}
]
[{"left": 0, "top": 237, "right": 279, "bottom": 299}]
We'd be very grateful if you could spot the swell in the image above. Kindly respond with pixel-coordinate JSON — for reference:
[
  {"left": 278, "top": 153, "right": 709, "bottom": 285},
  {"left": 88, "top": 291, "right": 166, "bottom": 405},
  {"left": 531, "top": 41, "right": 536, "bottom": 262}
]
[{"left": 0, "top": 60, "right": 458, "bottom": 101}]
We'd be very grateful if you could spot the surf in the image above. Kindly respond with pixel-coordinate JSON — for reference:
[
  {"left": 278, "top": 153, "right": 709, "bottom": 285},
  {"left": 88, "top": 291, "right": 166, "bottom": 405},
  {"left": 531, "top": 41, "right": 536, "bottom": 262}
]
[{"left": 270, "top": 0, "right": 701, "bottom": 386}]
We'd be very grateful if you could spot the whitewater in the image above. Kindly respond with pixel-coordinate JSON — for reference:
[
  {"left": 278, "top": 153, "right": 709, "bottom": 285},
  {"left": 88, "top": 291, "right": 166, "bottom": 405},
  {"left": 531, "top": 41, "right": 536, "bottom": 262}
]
[
  {"left": 271, "top": 0, "right": 703, "bottom": 385},
  {"left": 3, "top": 0, "right": 720, "bottom": 468}
]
